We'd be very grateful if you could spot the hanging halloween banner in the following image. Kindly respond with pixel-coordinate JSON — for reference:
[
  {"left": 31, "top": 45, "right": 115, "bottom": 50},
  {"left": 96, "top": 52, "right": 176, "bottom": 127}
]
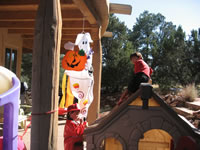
[{"left": 60, "top": 33, "right": 94, "bottom": 118}]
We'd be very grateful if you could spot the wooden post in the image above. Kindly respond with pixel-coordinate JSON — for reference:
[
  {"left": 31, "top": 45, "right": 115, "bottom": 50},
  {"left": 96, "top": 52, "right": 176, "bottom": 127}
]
[
  {"left": 87, "top": 27, "right": 102, "bottom": 124},
  {"left": 31, "top": 0, "right": 62, "bottom": 149},
  {"left": 0, "top": 29, "right": 7, "bottom": 66}
]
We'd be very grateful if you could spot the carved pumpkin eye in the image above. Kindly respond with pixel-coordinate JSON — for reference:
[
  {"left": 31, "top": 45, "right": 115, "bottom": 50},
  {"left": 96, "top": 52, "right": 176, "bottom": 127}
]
[{"left": 62, "top": 50, "right": 87, "bottom": 71}]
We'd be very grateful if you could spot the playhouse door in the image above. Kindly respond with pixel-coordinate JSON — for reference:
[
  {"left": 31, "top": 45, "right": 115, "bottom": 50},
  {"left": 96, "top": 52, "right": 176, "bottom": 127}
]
[
  {"left": 103, "top": 137, "right": 123, "bottom": 150},
  {"left": 138, "top": 129, "right": 172, "bottom": 150}
]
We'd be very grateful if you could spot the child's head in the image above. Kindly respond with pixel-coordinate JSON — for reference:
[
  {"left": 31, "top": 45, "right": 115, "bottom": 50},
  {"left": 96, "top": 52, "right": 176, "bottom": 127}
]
[
  {"left": 130, "top": 52, "right": 143, "bottom": 63},
  {"left": 67, "top": 103, "right": 80, "bottom": 120}
]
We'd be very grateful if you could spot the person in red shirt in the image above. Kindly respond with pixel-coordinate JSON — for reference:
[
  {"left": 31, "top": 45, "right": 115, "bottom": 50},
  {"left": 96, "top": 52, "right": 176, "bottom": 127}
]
[
  {"left": 118, "top": 52, "right": 153, "bottom": 105},
  {"left": 64, "top": 103, "right": 87, "bottom": 150}
]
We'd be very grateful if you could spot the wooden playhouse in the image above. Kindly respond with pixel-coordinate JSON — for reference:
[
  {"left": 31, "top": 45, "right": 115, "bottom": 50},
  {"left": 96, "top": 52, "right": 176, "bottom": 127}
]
[{"left": 84, "top": 83, "right": 200, "bottom": 150}]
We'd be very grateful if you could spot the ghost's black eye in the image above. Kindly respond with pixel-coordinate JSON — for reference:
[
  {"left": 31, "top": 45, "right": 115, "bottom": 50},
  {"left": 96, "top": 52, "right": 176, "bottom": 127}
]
[
  {"left": 82, "top": 41, "right": 84, "bottom": 44},
  {"left": 85, "top": 41, "right": 87, "bottom": 44}
]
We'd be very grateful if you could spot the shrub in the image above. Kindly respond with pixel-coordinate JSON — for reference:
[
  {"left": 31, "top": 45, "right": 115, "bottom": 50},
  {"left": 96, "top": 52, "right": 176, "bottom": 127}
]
[{"left": 179, "top": 84, "right": 198, "bottom": 102}]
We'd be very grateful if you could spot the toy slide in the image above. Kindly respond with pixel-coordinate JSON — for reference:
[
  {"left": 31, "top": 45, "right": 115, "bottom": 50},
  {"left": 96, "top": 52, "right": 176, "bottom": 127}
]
[{"left": 0, "top": 66, "right": 20, "bottom": 150}]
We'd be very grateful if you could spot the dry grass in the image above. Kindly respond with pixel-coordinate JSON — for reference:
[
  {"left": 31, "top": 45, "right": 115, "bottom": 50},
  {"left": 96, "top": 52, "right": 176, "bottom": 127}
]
[{"left": 179, "top": 84, "right": 198, "bottom": 102}]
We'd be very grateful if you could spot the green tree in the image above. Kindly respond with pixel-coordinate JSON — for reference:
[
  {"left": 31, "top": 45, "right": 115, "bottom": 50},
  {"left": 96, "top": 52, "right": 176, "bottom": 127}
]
[
  {"left": 155, "top": 26, "right": 188, "bottom": 88},
  {"left": 184, "top": 29, "right": 200, "bottom": 84},
  {"left": 21, "top": 53, "right": 32, "bottom": 87},
  {"left": 130, "top": 11, "right": 166, "bottom": 63},
  {"left": 101, "top": 14, "right": 133, "bottom": 93},
  {"left": 129, "top": 11, "right": 193, "bottom": 90}
]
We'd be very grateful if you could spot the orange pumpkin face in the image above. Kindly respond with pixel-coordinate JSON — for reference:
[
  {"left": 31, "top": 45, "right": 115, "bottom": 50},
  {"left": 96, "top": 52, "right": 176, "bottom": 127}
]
[{"left": 62, "top": 50, "right": 87, "bottom": 71}]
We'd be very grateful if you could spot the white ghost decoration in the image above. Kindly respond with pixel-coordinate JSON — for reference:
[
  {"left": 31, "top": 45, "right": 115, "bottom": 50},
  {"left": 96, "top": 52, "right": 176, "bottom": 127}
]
[
  {"left": 75, "top": 32, "right": 94, "bottom": 71},
  {"left": 75, "top": 32, "right": 93, "bottom": 54}
]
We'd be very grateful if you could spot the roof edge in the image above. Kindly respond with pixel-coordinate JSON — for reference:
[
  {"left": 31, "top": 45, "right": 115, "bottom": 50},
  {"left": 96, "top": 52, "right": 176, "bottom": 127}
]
[{"left": 85, "top": 84, "right": 200, "bottom": 140}]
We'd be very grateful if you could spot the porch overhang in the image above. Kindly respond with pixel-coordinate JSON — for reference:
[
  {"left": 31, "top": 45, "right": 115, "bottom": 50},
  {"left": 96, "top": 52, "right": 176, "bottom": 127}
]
[{"left": 0, "top": 0, "right": 132, "bottom": 53}]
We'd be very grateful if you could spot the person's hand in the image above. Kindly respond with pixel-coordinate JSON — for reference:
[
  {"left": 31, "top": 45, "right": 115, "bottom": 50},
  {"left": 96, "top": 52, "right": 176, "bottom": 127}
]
[
  {"left": 117, "top": 98, "right": 123, "bottom": 105},
  {"left": 79, "top": 118, "right": 83, "bottom": 124}
]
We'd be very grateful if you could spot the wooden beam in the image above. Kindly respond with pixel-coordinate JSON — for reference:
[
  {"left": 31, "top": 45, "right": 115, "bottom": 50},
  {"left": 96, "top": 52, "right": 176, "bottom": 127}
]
[
  {"left": 0, "top": 0, "right": 73, "bottom": 5},
  {"left": 61, "top": 29, "right": 91, "bottom": 35},
  {"left": 23, "top": 46, "right": 73, "bottom": 54},
  {"left": 8, "top": 29, "right": 34, "bottom": 34},
  {"left": 61, "top": 9, "right": 83, "bottom": 20},
  {"left": 84, "top": 0, "right": 109, "bottom": 36},
  {"left": 0, "top": 4, "right": 78, "bottom": 11},
  {"left": 110, "top": 3, "right": 132, "bottom": 15},
  {"left": 22, "top": 34, "right": 77, "bottom": 40},
  {"left": 0, "top": 0, "right": 39, "bottom": 5},
  {"left": 103, "top": 31, "right": 113, "bottom": 37},
  {"left": 0, "top": 11, "right": 36, "bottom": 21},
  {"left": 0, "top": 0, "right": 76, "bottom": 11},
  {"left": 61, "top": 35, "right": 77, "bottom": 40},
  {"left": 61, "top": 4, "right": 77, "bottom": 9},
  {"left": 23, "top": 39, "right": 33, "bottom": 49},
  {"left": 23, "top": 36, "right": 87, "bottom": 49},
  {"left": 22, "top": 35, "right": 34, "bottom": 39},
  {"left": 22, "top": 48, "right": 32, "bottom": 53},
  {"left": 0, "top": 21, "right": 35, "bottom": 29},
  {"left": 0, "top": 20, "right": 92, "bottom": 29},
  {"left": 31, "top": 0, "right": 62, "bottom": 149},
  {"left": 9, "top": 28, "right": 91, "bottom": 35},
  {"left": 72, "top": 0, "right": 97, "bottom": 24},
  {"left": 0, "top": 5, "right": 38, "bottom": 11},
  {"left": 0, "top": 9, "right": 83, "bottom": 21},
  {"left": 23, "top": 45, "right": 75, "bottom": 54},
  {"left": 23, "top": 39, "right": 77, "bottom": 50},
  {"left": 62, "top": 20, "right": 92, "bottom": 29}
]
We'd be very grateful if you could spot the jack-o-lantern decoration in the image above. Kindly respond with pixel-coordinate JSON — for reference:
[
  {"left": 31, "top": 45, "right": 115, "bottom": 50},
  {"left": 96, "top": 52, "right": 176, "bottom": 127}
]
[{"left": 62, "top": 50, "right": 87, "bottom": 71}]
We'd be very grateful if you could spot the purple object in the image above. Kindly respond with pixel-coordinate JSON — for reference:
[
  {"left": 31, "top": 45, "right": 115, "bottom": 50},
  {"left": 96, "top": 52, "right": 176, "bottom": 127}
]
[{"left": 0, "top": 76, "right": 20, "bottom": 150}]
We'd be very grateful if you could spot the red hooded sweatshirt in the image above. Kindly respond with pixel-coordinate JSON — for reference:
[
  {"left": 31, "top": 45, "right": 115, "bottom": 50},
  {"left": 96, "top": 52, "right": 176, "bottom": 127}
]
[
  {"left": 134, "top": 59, "right": 153, "bottom": 78},
  {"left": 64, "top": 120, "right": 87, "bottom": 150}
]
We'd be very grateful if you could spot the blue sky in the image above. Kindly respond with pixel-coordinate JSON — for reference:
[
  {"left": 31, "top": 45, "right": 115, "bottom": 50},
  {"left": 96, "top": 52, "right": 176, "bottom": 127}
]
[{"left": 110, "top": 0, "right": 200, "bottom": 36}]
